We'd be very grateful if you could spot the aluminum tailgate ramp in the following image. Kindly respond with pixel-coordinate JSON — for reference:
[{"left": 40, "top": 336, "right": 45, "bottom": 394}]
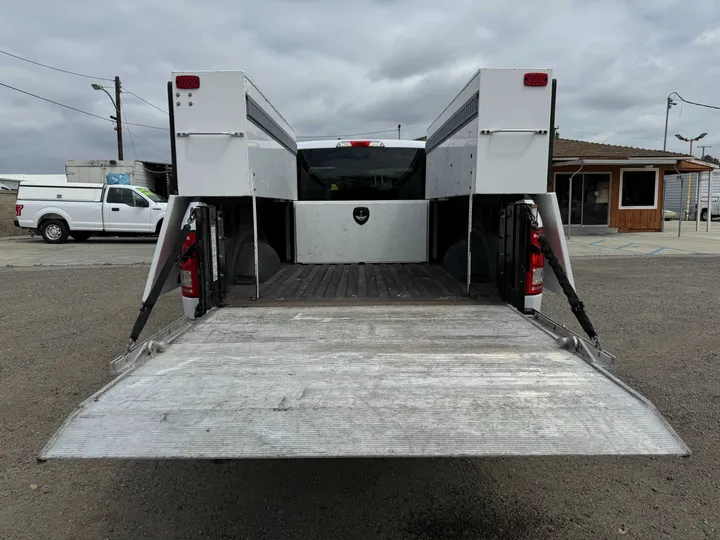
[{"left": 41, "top": 304, "right": 688, "bottom": 459}]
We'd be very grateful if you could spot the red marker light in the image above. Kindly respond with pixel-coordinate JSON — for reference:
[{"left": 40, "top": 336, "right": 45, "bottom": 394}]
[
  {"left": 176, "top": 75, "right": 200, "bottom": 89},
  {"left": 524, "top": 73, "right": 548, "bottom": 87}
]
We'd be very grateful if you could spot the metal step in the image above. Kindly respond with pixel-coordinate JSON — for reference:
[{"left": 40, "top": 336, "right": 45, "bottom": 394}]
[{"left": 41, "top": 304, "right": 688, "bottom": 459}]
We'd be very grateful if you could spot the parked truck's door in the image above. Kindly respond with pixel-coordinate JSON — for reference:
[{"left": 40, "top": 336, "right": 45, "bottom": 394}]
[{"left": 105, "top": 187, "right": 153, "bottom": 232}]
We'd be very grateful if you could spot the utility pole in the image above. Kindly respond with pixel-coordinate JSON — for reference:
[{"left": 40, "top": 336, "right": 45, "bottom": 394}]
[
  {"left": 397, "top": 124, "right": 401, "bottom": 140},
  {"left": 114, "top": 76, "right": 123, "bottom": 160},
  {"left": 663, "top": 94, "right": 678, "bottom": 151},
  {"left": 699, "top": 144, "right": 711, "bottom": 158}
]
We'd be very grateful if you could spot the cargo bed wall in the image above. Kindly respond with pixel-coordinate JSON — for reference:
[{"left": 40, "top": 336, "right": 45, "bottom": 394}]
[{"left": 173, "top": 71, "right": 297, "bottom": 200}]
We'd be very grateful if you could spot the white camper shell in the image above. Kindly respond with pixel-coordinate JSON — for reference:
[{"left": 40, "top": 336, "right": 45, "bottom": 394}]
[{"left": 41, "top": 69, "right": 688, "bottom": 461}]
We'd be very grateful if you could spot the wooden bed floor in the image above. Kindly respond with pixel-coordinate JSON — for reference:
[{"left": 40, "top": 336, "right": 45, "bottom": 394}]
[{"left": 224, "top": 263, "right": 497, "bottom": 304}]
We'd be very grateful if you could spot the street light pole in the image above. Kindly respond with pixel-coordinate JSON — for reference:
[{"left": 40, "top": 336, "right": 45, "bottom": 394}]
[
  {"left": 675, "top": 132, "right": 708, "bottom": 221},
  {"left": 699, "top": 144, "right": 711, "bottom": 158},
  {"left": 91, "top": 77, "right": 123, "bottom": 160}
]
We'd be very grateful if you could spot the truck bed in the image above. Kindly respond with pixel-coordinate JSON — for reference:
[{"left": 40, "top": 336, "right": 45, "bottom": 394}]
[
  {"left": 41, "top": 303, "right": 688, "bottom": 459},
  {"left": 224, "top": 263, "right": 493, "bottom": 305}
]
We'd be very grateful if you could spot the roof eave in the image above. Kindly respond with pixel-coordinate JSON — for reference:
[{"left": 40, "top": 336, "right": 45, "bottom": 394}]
[{"left": 554, "top": 157, "right": 692, "bottom": 166}]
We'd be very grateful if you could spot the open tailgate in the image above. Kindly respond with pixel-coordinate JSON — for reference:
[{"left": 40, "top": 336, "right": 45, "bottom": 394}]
[{"left": 41, "top": 304, "right": 688, "bottom": 459}]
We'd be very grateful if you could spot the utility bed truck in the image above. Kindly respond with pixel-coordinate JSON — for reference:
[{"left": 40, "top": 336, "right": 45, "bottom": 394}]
[{"left": 41, "top": 69, "right": 688, "bottom": 460}]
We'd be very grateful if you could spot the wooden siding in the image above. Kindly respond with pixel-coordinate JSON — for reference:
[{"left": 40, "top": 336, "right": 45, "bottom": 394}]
[{"left": 552, "top": 164, "right": 667, "bottom": 232}]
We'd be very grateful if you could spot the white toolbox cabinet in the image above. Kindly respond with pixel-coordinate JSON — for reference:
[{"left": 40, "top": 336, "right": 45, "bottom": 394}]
[
  {"left": 172, "top": 70, "right": 298, "bottom": 200},
  {"left": 425, "top": 68, "right": 553, "bottom": 198}
]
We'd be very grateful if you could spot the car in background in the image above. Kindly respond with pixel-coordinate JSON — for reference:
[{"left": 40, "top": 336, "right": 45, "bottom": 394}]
[
  {"left": 0, "top": 183, "right": 12, "bottom": 191},
  {"left": 664, "top": 209, "right": 677, "bottom": 221}
]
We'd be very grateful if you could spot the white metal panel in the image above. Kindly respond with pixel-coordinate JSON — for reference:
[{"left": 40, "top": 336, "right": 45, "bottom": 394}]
[
  {"left": 173, "top": 71, "right": 250, "bottom": 196},
  {"left": 534, "top": 192, "right": 575, "bottom": 292},
  {"left": 247, "top": 120, "right": 297, "bottom": 200},
  {"left": 475, "top": 69, "right": 551, "bottom": 194},
  {"left": 425, "top": 117, "right": 477, "bottom": 199},
  {"left": 142, "top": 196, "right": 193, "bottom": 301},
  {"left": 295, "top": 201, "right": 428, "bottom": 263},
  {"left": 172, "top": 71, "right": 297, "bottom": 199},
  {"left": 244, "top": 74, "right": 297, "bottom": 200},
  {"left": 426, "top": 68, "right": 552, "bottom": 197},
  {"left": 40, "top": 304, "right": 688, "bottom": 459}
]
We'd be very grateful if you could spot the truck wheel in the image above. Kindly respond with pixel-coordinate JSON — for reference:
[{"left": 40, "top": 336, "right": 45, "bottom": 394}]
[
  {"left": 70, "top": 232, "right": 92, "bottom": 241},
  {"left": 41, "top": 220, "right": 69, "bottom": 244},
  {"left": 701, "top": 209, "right": 708, "bottom": 221}
]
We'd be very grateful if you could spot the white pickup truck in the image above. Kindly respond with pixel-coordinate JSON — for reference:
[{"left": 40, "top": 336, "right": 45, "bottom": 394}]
[
  {"left": 698, "top": 194, "right": 720, "bottom": 221},
  {"left": 15, "top": 183, "right": 167, "bottom": 243},
  {"left": 41, "top": 69, "right": 688, "bottom": 460}
]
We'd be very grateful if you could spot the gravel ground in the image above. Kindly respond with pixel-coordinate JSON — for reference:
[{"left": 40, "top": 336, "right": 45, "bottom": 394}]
[{"left": 1, "top": 258, "right": 719, "bottom": 540}]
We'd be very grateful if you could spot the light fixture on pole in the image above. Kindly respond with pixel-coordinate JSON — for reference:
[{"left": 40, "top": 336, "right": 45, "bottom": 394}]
[
  {"left": 91, "top": 77, "right": 123, "bottom": 160},
  {"left": 674, "top": 132, "right": 707, "bottom": 156}
]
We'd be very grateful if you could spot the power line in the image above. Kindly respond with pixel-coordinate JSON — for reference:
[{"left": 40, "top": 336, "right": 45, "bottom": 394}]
[
  {"left": 123, "top": 89, "right": 168, "bottom": 115},
  {"left": 0, "top": 80, "right": 169, "bottom": 130},
  {"left": 129, "top": 131, "right": 168, "bottom": 154},
  {"left": 0, "top": 81, "right": 110, "bottom": 122},
  {"left": 124, "top": 120, "right": 169, "bottom": 130},
  {"left": 122, "top": 121, "right": 168, "bottom": 154},
  {"left": 297, "top": 128, "right": 399, "bottom": 139},
  {"left": 121, "top": 104, "right": 137, "bottom": 160},
  {"left": 0, "top": 48, "right": 113, "bottom": 81}
]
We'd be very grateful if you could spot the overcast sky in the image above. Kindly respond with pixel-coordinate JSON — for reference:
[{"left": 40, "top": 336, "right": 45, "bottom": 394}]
[{"left": 1, "top": 0, "right": 720, "bottom": 172}]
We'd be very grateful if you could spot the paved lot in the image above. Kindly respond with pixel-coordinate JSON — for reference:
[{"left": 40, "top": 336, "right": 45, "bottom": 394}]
[
  {"left": 568, "top": 223, "right": 720, "bottom": 257},
  {"left": 1, "top": 258, "right": 719, "bottom": 539},
  {"left": 0, "top": 236, "right": 157, "bottom": 267}
]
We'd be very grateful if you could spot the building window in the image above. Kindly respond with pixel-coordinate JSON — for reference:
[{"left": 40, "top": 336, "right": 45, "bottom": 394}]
[{"left": 620, "top": 169, "right": 658, "bottom": 209}]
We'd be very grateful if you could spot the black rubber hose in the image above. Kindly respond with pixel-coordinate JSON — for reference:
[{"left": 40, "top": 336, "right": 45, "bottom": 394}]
[
  {"left": 536, "top": 234, "right": 598, "bottom": 341},
  {"left": 128, "top": 224, "right": 191, "bottom": 343},
  {"left": 522, "top": 206, "right": 598, "bottom": 342}
]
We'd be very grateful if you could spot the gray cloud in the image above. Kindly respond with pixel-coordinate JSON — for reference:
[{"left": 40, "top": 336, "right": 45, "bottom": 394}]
[{"left": 2, "top": 0, "right": 720, "bottom": 172}]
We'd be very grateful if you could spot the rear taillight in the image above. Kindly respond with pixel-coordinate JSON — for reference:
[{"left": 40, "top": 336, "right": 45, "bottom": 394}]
[
  {"left": 526, "top": 228, "right": 544, "bottom": 295},
  {"left": 336, "top": 141, "right": 385, "bottom": 148},
  {"left": 180, "top": 232, "right": 199, "bottom": 298},
  {"left": 176, "top": 75, "right": 200, "bottom": 89},
  {"left": 15, "top": 204, "right": 23, "bottom": 217}
]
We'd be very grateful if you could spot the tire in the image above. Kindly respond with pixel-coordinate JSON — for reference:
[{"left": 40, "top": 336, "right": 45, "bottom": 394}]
[
  {"left": 700, "top": 209, "right": 708, "bottom": 221},
  {"left": 41, "top": 219, "right": 69, "bottom": 244},
  {"left": 155, "top": 219, "right": 164, "bottom": 235},
  {"left": 70, "top": 231, "right": 92, "bottom": 241}
]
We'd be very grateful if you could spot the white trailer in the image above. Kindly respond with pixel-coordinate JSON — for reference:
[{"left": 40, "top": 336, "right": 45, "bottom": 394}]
[
  {"left": 66, "top": 160, "right": 158, "bottom": 191},
  {"left": 41, "top": 69, "right": 688, "bottom": 460}
]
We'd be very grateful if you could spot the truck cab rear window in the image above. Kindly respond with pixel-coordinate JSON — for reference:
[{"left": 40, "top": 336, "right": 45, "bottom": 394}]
[{"left": 298, "top": 147, "right": 425, "bottom": 201}]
